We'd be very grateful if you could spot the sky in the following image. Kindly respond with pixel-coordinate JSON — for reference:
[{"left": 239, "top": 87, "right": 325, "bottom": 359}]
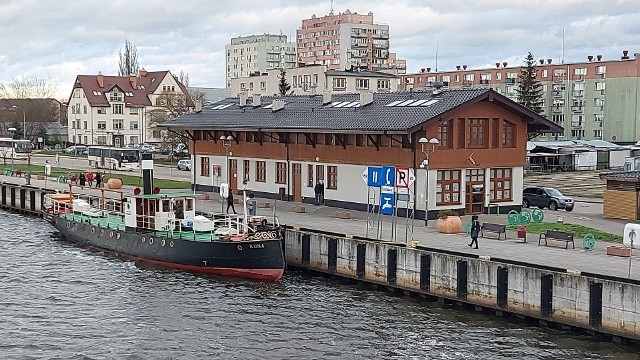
[{"left": 1, "top": 0, "right": 640, "bottom": 100}]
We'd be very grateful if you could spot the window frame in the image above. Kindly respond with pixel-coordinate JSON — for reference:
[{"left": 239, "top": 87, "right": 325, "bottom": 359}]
[
  {"left": 327, "top": 166, "right": 337, "bottom": 190},
  {"left": 256, "top": 161, "right": 266, "bottom": 182},
  {"left": 436, "top": 170, "right": 461, "bottom": 205},
  {"left": 200, "top": 157, "right": 210, "bottom": 177},
  {"left": 489, "top": 168, "right": 512, "bottom": 202},
  {"left": 275, "top": 162, "right": 287, "bottom": 184}
]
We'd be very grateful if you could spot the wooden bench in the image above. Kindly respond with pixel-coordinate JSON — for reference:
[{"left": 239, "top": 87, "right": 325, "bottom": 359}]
[
  {"left": 480, "top": 222, "right": 506, "bottom": 240},
  {"left": 538, "top": 230, "right": 575, "bottom": 249}
]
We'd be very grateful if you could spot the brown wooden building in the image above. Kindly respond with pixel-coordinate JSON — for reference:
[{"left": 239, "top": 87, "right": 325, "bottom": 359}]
[
  {"left": 164, "top": 89, "right": 561, "bottom": 218},
  {"left": 600, "top": 171, "right": 640, "bottom": 220}
]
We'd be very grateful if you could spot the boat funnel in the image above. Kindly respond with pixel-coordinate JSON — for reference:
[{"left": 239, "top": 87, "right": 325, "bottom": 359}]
[{"left": 142, "top": 152, "right": 154, "bottom": 195}]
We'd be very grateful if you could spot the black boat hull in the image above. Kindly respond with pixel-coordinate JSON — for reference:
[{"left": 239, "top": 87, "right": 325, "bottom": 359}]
[{"left": 50, "top": 216, "right": 286, "bottom": 281}]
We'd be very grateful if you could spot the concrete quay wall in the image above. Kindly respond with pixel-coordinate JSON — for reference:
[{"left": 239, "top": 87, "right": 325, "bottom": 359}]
[{"left": 285, "top": 227, "right": 640, "bottom": 342}]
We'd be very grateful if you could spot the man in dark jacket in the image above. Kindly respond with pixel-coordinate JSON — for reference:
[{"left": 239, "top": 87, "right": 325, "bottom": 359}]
[
  {"left": 226, "top": 188, "right": 237, "bottom": 214},
  {"left": 314, "top": 182, "right": 322, "bottom": 205},
  {"left": 468, "top": 215, "right": 480, "bottom": 249}
]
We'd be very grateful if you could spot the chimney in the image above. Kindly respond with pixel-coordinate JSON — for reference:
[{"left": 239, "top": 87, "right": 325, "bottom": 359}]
[
  {"left": 238, "top": 92, "right": 248, "bottom": 107},
  {"left": 547, "top": 58, "right": 552, "bottom": 64},
  {"left": 426, "top": 67, "right": 431, "bottom": 72},
  {"left": 359, "top": 92, "right": 374, "bottom": 107},
  {"left": 141, "top": 152, "right": 154, "bottom": 195},
  {"left": 194, "top": 100, "right": 202, "bottom": 112},
  {"left": 462, "top": 65, "right": 467, "bottom": 70},
  {"left": 539, "top": 59, "right": 544, "bottom": 65},
  {"left": 456, "top": 65, "right": 461, "bottom": 70},
  {"left": 129, "top": 74, "right": 137, "bottom": 89},
  {"left": 139, "top": 68, "right": 147, "bottom": 77},
  {"left": 596, "top": 54, "right": 602, "bottom": 61},
  {"left": 496, "top": 62, "right": 500, "bottom": 68},
  {"left": 271, "top": 99, "right": 285, "bottom": 112},
  {"left": 502, "top": 62, "right": 508, "bottom": 67},
  {"left": 252, "top": 94, "right": 261, "bottom": 107},
  {"left": 622, "top": 50, "right": 629, "bottom": 59},
  {"left": 97, "top": 71, "right": 104, "bottom": 87},
  {"left": 420, "top": 68, "right": 426, "bottom": 73},
  {"left": 588, "top": 55, "right": 593, "bottom": 62},
  {"left": 322, "top": 91, "right": 332, "bottom": 105}
]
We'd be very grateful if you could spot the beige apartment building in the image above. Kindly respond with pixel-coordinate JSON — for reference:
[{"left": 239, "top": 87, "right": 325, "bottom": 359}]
[
  {"left": 296, "top": 9, "right": 404, "bottom": 72},
  {"left": 225, "top": 34, "right": 296, "bottom": 88},
  {"left": 400, "top": 51, "right": 640, "bottom": 143},
  {"left": 229, "top": 65, "right": 399, "bottom": 96}
]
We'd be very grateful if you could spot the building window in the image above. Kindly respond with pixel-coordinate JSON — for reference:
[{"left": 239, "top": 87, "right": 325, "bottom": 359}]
[
  {"left": 355, "top": 78, "right": 369, "bottom": 89},
  {"left": 84, "top": 105, "right": 88, "bottom": 114},
  {"left": 437, "top": 119, "right": 452, "bottom": 148},
  {"left": 110, "top": 91, "right": 123, "bottom": 102},
  {"left": 243, "top": 160, "right": 250, "bottom": 182},
  {"left": 201, "top": 157, "right": 210, "bottom": 177},
  {"left": 97, "top": 136, "right": 106, "bottom": 145},
  {"left": 130, "top": 121, "right": 139, "bottom": 130},
  {"left": 468, "top": 118, "right": 487, "bottom": 147},
  {"left": 593, "top": 130, "right": 602, "bottom": 138},
  {"left": 97, "top": 121, "right": 106, "bottom": 130},
  {"left": 307, "top": 164, "right": 314, "bottom": 187},
  {"left": 97, "top": 108, "right": 107, "bottom": 114},
  {"left": 129, "top": 136, "right": 139, "bottom": 145},
  {"left": 83, "top": 121, "right": 88, "bottom": 130},
  {"left": 112, "top": 119, "right": 124, "bottom": 130},
  {"left": 316, "top": 164, "right": 324, "bottom": 183},
  {"left": 112, "top": 104, "right": 123, "bottom": 114},
  {"left": 256, "top": 161, "right": 266, "bottom": 182},
  {"left": 333, "top": 78, "right": 346, "bottom": 89},
  {"left": 327, "top": 166, "right": 337, "bottom": 190},
  {"left": 276, "top": 162, "right": 287, "bottom": 184},
  {"left": 152, "top": 130, "right": 161, "bottom": 138},
  {"left": 436, "top": 170, "right": 461, "bottom": 205},
  {"left": 490, "top": 168, "right": 512, "bottom": 202},
  {"left": 377, "top": 79, "right": 390, "bottom": 89},
  {"left": 129, "top": 107, "right": 139, "bottom": 115},
  {"left": 503, "top": 121, "right": 516, "bottom": 148}
]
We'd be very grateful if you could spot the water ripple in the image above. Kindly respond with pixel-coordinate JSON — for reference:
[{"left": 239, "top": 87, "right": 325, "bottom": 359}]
[{"left": 0, "top": 211, "right": 637, "bottom": 359}]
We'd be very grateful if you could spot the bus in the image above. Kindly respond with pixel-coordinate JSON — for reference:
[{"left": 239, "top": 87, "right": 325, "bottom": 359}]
[
  {"left": 0, "top": 138, "right": 31, "bottom": 160},
  {"left": 87, "top": 146, "right": 140, "bottom": 171}
]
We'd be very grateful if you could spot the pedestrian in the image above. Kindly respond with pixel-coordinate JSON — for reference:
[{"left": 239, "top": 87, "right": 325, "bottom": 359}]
[
  {"left": 55, "top": 152, "right": 60, "bottom": 166},
  {"left": 314, "top": 181, "right": 322, "bottom": 205},
  {"left": 95, "top": 172, "right": 102, "bottom": 188},
  {"left": 319, "top": 180, "right": 325, "bottom": 205},
  {"left": 226, "top": 188, "right": 237, "bottom": 214},
  {"left": 74, "top": 173, "right": 80, "bottom": 185},
  {"left": 86, "top": 172, "right": 94, "bottom": 187},
  {"left": 468, "top": 215, "right": 481, "bottom": 249},
  {"left": 79, "top": 173, "right": 86, "bottom": 186}
]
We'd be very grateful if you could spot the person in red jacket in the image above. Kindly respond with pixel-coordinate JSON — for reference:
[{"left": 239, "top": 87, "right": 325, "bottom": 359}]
[{"left": 86, "top": 172, "right": 94, "bottom": 187}]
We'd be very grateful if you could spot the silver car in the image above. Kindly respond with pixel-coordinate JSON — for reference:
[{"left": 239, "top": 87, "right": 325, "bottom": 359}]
[{"left": 177, "top": 159, "right": 191, "bottom": 171}]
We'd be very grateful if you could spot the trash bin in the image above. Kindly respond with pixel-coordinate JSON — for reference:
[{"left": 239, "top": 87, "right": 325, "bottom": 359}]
[
  {"left": 278, "top": 187, "right": 286, "bottom": 201},
  {"left": 517, "top": 225, "right": 527, "bottom": 240},
  {"left": 248, "top": 200, "right": 257, "bottom": 216}
]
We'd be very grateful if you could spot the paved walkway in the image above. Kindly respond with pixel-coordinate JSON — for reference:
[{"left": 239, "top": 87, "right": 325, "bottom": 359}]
[{"left": 3, "top": 173, "right": 639, "bottom": 281}]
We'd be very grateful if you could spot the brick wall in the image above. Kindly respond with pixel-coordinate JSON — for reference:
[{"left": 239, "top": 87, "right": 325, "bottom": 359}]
[{"left": 603, "top": 190, "right": 637, "bottom": 220}]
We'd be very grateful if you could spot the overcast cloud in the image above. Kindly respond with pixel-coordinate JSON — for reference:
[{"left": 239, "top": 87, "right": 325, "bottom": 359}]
[{"left": 1, "top": 0, "right": 639, "bottom": 99}]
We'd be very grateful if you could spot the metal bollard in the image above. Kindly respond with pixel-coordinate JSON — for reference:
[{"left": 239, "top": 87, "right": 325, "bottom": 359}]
[{"left": 25, "top": 172, "right": 31, "bottom": 185}]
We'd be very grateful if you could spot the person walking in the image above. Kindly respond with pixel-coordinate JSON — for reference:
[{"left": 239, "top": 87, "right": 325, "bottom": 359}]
[
  {"left": 319, "top": 180, "right": 325, "bottom": 205},
  {"left": 55, "top": 152, "right": 60, "bottom": 166},
  {"left": 79, "top": 173, "right": 86, "bottom": 186},
  {"left": 314, "top": 181, "right": 322, "bottom": 205},
  {"left": 86, "top": 172, "right": 94, "bottom": 187},
  {"left": 468, "top": 215, "right": 481, "bottom": 249},
  {"left": 226, "top": 188, "right": 237, "bottom": 214},
  {"left": 95, "top": 172, "right": 102, "bottom": 188}
]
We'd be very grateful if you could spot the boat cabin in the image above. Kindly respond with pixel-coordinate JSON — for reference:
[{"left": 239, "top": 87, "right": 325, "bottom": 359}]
[{"left": 124, "top": 192, "right": 196, "bottom": 232}]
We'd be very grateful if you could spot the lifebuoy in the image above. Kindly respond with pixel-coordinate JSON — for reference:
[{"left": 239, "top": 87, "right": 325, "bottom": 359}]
[
  {"left": 237, "top": 245, "right": 243, "bottom": 251},
  {"left": 116, "top": 233, "right": 121, "bottom": 240},
  {"left": 100, "top": 229, "right": 104, "bottom": 236},
  {"left": 169, "top": 241, "right": 174, "bottom": 248},
  {"left": 66, "top": 222, "right": 71, "bottom": 228},
  {"left": 142, "top": 237, "right": 146, "bottom": 243},
  {"left": 91, "top": 227, "right": 95, "bottom": 234},
  {"left": 269, "top": 231, "right": 277, "bottom": 239},
  {"left": 149, "top": 237, "right": 154, "bottom": 245},
  {"left": 161, "top": 239, "right": 165, "bottom": 247},
  {"left": 109, "top": 231, "right": 114, "bottom": 238}
]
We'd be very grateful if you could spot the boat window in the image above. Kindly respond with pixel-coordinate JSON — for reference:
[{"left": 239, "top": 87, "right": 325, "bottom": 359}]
[
  {"left": 162, "top": 200, "right": 170, "bottom": 212},
  {"left": 185, "top": 198, "right": 193, "bottom": 211}
]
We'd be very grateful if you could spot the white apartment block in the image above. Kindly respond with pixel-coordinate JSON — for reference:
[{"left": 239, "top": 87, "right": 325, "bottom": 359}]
[
  {"left": 229, "top": 65, "right": 399, "bottom": 96},
  {"left": 225, "top": 34, "right": 297, "bottom": 88},
  {"left": 67, "top": 69, "right": 192, "bottom": 147}
]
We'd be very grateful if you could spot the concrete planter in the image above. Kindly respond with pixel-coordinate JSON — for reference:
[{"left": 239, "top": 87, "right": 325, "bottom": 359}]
[
  {"left": 436, "top": 216, "right": 463, "bottom": 234},
  {"left": 607, "top": 246, "right": 631, "bottom": 257}
]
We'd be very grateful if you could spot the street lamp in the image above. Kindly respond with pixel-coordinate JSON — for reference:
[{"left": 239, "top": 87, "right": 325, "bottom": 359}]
[
  {"left": 11, "top": 106, "right": 25, "bottom": 140},
  {"left": 419, "top": 137, "right": 440, "bottom": 226},
  {"left": 106, "top": 131, "right": 114, "bottom": 176},
  {"left": 220, "top": 135, "right": 233, "bottom": 183},
  {"left": 7, "top": 127, "right": 16, "bottom": 172}
]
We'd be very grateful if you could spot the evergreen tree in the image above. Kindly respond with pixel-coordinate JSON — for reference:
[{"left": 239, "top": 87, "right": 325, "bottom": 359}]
[
  {"left": 278, "top": 68, "right": 291, "bottom": 96},
  {"left": 516, "top": 52, "right": 544, "bottom": 114}
]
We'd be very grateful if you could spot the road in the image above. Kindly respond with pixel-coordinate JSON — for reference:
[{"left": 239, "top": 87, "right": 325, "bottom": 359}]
[{"left": 27, "top": 154, "right": 192, "bottom": 181}]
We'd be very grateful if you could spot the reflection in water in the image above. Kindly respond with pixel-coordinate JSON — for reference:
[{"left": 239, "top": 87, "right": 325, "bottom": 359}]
[{"left": 0, "top": 211, "right": 637, "bottom": 359}]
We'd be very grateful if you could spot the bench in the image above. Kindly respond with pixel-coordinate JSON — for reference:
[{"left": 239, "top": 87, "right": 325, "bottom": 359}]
[
  {"left": 538, "top": 230, "right": 575, "bottom": 249},
  {"left": 480, "top": 222, "right": 506, "bottom": 240}
]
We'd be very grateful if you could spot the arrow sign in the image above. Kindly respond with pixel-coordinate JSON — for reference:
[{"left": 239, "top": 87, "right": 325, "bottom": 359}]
[{"left": 362, "top": 166, "right": 382, "bottom": 187}]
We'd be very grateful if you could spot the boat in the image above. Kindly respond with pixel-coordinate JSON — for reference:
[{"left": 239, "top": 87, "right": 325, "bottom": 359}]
[{"left": 42, "top": 154, "right": 286, "bottom": 281}]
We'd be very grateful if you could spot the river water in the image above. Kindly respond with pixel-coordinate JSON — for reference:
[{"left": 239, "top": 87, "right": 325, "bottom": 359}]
[{"left": 0, "top": 211, "right": 638, "bottom": 360}]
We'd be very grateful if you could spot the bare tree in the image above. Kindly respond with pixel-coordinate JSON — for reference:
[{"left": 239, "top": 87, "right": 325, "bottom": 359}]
[
  {"left": 189, "top": 89, "right": 207, "bottom": 106},
  {"left": 148, "top": 89, "right": 193, "bottom": 150},
  {"left": 178, "top": 70, "right": 190, "bottom": 87},
  {"left": 0, "top": 75, "right": 58, "bottom": 99},
  {"left": 118, "top": 39, "right": 140, "bottom": 76}
]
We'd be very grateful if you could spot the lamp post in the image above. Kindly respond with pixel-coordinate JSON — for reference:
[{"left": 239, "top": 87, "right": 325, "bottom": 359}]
[
  {"left": 418, "top": 137, "right": 440, "bottom": 226},
  {"left": 220, "top": 135, "right": 233, "bottom": 183},
  {"left": 8, "top": 127, "right": 16, "bottom": 172},
  {"left": 11, "top": 106, "right": 25, "bottom": 140},
  {"left": 106, "top": 131, "right": 114, "bottom": 176}
]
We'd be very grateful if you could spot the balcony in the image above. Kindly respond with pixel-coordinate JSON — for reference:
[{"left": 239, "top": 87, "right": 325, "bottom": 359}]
[
  {"left": 552, "top": 106, "right": 564, "bottom": 113},
  {"left": 553, "top": 75, "right": 565, "bottom": 83},
  {"left": 552, "top": 90, "right": 565, "bottom": 97},
  {"left": 572, "top": 90, "right": 584, "bottom": 97},
  {"left": 571, "top": 106, "right": 583, "bottom": 112}
]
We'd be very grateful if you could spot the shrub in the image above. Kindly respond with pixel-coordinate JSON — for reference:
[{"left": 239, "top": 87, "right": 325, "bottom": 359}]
[{"left": 438, "top": 209, "right": 459, "bottom": 219}]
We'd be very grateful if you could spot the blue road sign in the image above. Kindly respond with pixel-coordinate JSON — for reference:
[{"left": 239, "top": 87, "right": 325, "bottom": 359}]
[
  {"left": 380, "top": 192, "right": 395, "bottom": 215},
  {"left": 367, "top": 166, "right": 383, "bottom": 187},
  {"left": 381, "top": 166, "right": 396, "bottom": 187}
]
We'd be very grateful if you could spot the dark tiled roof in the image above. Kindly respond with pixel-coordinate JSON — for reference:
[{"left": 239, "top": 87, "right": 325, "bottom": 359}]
[
  {"left": 163, "top": 88, "right": 562, "bottom": 134},
  {"left": 600, "top": 171, "right": 640, "bottom": 181}
]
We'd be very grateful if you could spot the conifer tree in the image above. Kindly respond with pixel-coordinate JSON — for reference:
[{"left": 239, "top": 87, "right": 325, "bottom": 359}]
[
  {"left": 278, "top": 68, "right": 291, "bottom": 96},
  {"left": 516, "top": 52, "right": 544, "bottom": 114}
]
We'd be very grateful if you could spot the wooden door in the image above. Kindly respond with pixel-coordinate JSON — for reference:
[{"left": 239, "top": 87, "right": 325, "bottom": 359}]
[
  {"left": 292, "top": 163, "right": 302, "bottom": 202},
  {"left": 465, "top": 169, "right": 485, "bottom": 214},
  {"left": 229, "top": 159, "right": 238, "bottom": 193}
]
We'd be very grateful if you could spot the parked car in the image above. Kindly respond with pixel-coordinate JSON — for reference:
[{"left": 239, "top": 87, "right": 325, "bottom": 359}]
[
  {"left": 177, "top": 159, "right": 191, "bottom": 171},
  {"left": 140, "top": 144, "right": 156, "bottom": 153},
  {"left": 64, "top": 145, "right": 87, "bottom": 154},
  {"left": 522, "top": 186, "right": 574, "bottom": 211}
]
